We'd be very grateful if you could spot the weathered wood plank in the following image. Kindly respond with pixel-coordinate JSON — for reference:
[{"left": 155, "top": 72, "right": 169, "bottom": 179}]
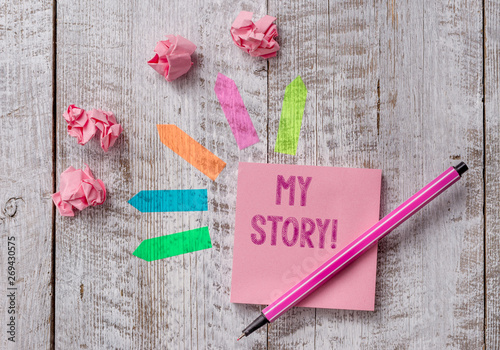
[
  {"left": 414, "top": 2, "right": 483, "bottom": 347},
  {"left": 315, "top": 0, "right": 382, "bottom": 348},
  {"left": 0, "top": 1, "right": 54, "bottom": 349},
  {"left": 485, "top": 0, "right": 500, "bottom": 348},
  {"left": 188, "top": 4, "right": 269, "bottom": 348},
  {"left": 313, "top": 0, "right": 484, "bottom": 348},
  {"left": 265, "top": 0, "right": 319, "bottom": 348},
  {"left": 53, "top": 0, "right": 488, "bottom": 348},
  {"left": 55, "top": 0, "right": 268, "bottom": 349}
]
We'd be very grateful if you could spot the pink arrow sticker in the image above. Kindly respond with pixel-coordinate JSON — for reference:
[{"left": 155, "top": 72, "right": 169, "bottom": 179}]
[{"left": 214, "top": 73, "right": 260, "bottom": 150}]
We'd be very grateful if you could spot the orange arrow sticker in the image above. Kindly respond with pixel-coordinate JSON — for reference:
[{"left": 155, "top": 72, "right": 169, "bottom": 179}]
[{"left": 157, "top": 124, "right": 226, "bottom": 181}]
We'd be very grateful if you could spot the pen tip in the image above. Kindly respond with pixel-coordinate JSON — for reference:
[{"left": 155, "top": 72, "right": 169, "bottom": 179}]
[{"left": 237, "top": 333, "right": 245, "bottom": 341}]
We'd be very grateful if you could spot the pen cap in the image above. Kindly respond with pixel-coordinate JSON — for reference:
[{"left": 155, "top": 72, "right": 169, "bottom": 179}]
[{"left": 453, "top": 162, "right": 468, "bottom": 176}]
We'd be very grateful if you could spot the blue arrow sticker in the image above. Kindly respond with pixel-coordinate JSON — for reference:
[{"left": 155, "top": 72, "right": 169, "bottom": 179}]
[{"left": 128, "top": 189, "right": 208, "bottom": 212}]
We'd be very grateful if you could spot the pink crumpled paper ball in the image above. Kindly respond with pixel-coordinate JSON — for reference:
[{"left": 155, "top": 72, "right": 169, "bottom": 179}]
[
  {"left": 87, "top": 109, "right": 124, "bottom": 152},
  {"left": 52, "top": 164, "right": 106, "bottom": 217},
  {"left": 63, "top": 106, "right": 123, "bottom": 152},
  {"left": 230, "top": 11, "right": 280, "bottom": 59},
  {"left": 148, "top": 35, "right": 197, "bottom": 82},
  {"left": 63, "top": 105, "right": 96, "bottom": 145}
]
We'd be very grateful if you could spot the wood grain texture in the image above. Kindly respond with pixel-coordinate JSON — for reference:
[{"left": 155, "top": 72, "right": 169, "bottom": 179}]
[
  {"left": 55, "top": 0, "right": 269, "bottom": 349},
  {"left": 348, "top": 0, "right": 483, "bottom": 348},
  {"left": 0, "top": 0, "right": 490, "bottom": 348},
  {"left": 0, "top": 1, "right": 54, "bottom": 349},
  {"left": 387, "top": 0, "right": 486, "bottom": 347},
  {"left": 314, "top": 0, "right": 381, "bottom": 348},
  {"left": 266, "top": 1, "right": 318, "bottom": 348},
  {"left": 485, "top": 0, "right": 500, "bottom": 348},
  {"left": 268, "top": 0, "right": 484, "bottom": 348},
  {"left": 374, "top": 0, "right": 484, "bottom": 347}
]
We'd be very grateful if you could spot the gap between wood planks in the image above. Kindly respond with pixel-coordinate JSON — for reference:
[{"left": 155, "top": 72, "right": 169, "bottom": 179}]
[
  {"left": 50, "top": 0, "right": 57, "bottom": 348},
  {"left": 482, "top": 0, "right": 487, "bottom": 347}
]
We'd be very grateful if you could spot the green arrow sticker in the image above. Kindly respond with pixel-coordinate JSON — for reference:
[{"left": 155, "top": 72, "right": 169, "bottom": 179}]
[
  {"left": 274, "top": 75, "right": 308, "bottom": 155},
  {"left": 133, "top": 227, "right": 212, "bottom": 261}
]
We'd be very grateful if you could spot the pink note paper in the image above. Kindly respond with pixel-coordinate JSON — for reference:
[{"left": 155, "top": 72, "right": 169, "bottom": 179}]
[
  {"left": 214, "top": 73, "right": 259, "bottom": 150},
  {"left": 231, "top": 162, "right": 382, "bottom": 310}
]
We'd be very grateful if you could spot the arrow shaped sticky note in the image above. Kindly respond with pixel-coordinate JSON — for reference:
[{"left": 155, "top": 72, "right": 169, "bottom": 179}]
[
  {"left": 214, "top": 73, "right": 260, "bottom": 150},
  {"left": 274, "top": 76, "right": 308, "bottom": 155},
  {"left": 128, "top": 189, "right": 207, "bottom": 212},
  {"left": 157, "top": 124, "right": 226, "bottom": 181},
  {"left": 133, "top": 227, "right": 212, "bottom": 261}
]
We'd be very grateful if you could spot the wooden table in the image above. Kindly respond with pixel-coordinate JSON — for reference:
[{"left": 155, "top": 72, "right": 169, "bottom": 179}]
[{"left": 1, "top": 0, "right": 498, "bottom": 348}]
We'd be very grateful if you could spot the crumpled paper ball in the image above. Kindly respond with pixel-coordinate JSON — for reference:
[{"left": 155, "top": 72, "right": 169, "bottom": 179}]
[
  {"left": 87, "top": 109, "right": 124, "bottom": 152},
  {"left": 230, "top": 11, "right": 280, "bottom": 58},
  {"left": 63, "top": 105, "right": 96, "bottom": 145},
  {"left": 148, "top": 35, "right": 197, "bottom": 82},
  {"left": 52, "top": 164, "right": 106, "bottom": 217},
  {"left": 63, "top": 105, "right": 123, "bottom": 152}
]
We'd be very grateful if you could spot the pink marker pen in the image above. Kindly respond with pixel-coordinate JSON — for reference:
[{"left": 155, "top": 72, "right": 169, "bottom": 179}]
[{"left": 237, "top": 162, "right": 468, "bottom": 340}]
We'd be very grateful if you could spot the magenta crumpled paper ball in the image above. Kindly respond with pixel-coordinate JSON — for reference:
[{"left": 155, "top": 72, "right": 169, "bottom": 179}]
[
  {"left": 230, "top": 11, "right": 280, "bottom": 59},
  {"left": 52, "top": 164, "right": 106, "bottom": 217},
  {"left": 148, "top": 35, "right": 197, "bottom": 82}
]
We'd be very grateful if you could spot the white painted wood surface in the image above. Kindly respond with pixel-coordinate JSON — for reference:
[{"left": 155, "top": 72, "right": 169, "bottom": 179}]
[
  {"left": 0, "top": 0, "right": 497, "bottom": 348},
  {"left": 0, "top": 1, "right": 54, "bottom": 349},
  {"left": 486, "top": 0, "right": 500, "bottom": 348}
]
